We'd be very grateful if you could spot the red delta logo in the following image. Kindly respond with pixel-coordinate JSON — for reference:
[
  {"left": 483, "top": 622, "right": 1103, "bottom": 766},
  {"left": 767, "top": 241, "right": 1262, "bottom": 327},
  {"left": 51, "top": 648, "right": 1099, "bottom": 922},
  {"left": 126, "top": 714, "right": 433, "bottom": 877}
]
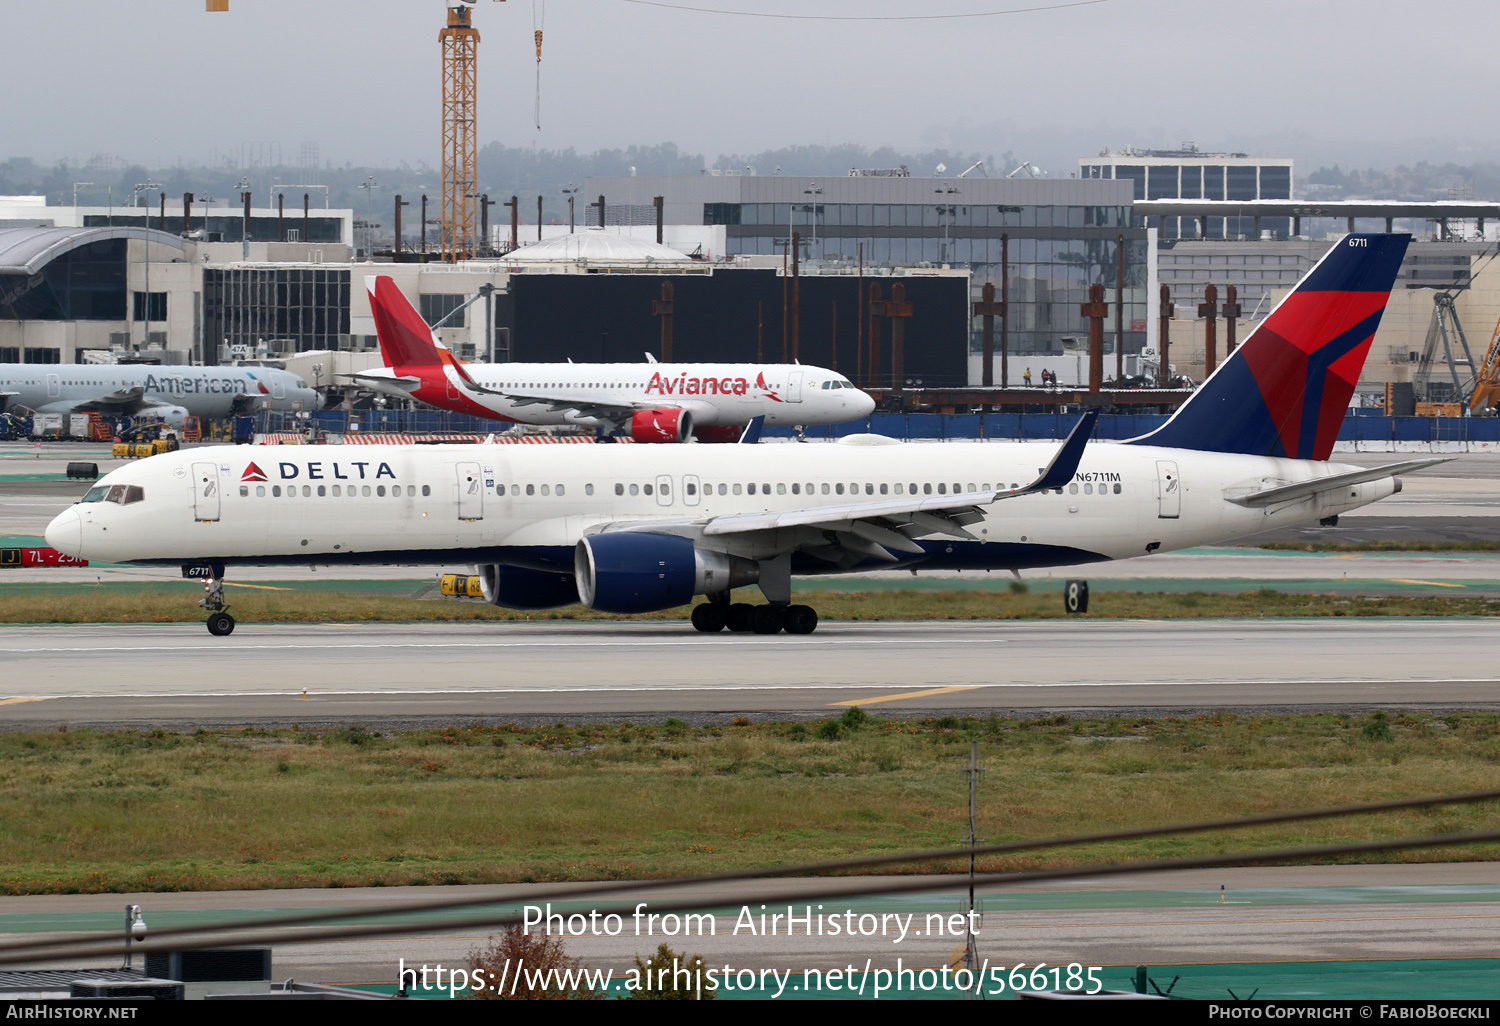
[
  {"left": 241, "top": 462, "right": 268, "bottom": 482},
  {"left": 754, "top": 372, "right": 784, "bottom": 402},
  {"left": 646, "top": 371, "right": 750, "bottom": 397}
]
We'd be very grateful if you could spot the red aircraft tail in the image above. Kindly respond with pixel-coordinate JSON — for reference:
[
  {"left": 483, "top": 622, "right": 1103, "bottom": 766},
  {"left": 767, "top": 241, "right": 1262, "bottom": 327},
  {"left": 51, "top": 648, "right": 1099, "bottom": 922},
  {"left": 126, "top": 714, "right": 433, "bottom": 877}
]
[{"left": 366, "top": 275, "right": 440, "bottom": 369}]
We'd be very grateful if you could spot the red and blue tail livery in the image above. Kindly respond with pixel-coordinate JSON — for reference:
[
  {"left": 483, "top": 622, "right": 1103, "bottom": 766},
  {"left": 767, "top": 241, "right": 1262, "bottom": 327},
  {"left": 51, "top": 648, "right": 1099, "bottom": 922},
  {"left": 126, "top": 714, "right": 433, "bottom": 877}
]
[{"left": 1131, "top": 233, "right": 1410, "bottom": 461}]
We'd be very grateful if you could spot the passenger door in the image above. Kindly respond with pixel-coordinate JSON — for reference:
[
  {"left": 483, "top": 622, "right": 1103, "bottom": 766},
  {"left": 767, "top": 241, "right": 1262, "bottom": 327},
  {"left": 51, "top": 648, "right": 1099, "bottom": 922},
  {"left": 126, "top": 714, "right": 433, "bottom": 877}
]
[
  {"left": 192, "top": 462, "right": 220, "bottom": 522},
  {"left": 456, "top": 462, "right": 483, "bottom": 521},
  {"left": 1156, "top": 460, "right": 1180, "bottom": 519},
  {"left": 787, "top": 369, "right": 804, "bottom": 403},
  {"left": 46, "top": 374, "right": 60, "bottom": 399}
]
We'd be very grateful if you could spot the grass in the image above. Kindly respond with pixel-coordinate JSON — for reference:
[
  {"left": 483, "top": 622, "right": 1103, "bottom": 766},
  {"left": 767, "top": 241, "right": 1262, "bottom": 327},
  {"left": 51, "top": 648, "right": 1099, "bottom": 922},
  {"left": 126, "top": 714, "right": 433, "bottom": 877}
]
[
  {"left": 0, "top": 585, "right": 1498, "bottom": 624},
  {"left": 1, "top": 712, "right": 1498, "bottom": 895}
]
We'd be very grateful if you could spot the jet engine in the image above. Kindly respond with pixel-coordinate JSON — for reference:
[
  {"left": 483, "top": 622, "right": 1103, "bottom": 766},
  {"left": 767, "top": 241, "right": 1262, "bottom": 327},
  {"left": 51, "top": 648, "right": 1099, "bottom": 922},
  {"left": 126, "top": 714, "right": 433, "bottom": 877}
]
[
  {"left": 139, "top": 405, "right": 190, "bottom": 431},
  {"left": 476, "top": 563, "right": 580, "bottom": 610},
  {"left": 692, "top": 424, "right": 742, "bottom": 444},
  {"left": 574, "top": 533, "right": 758, "bottom": 614},
  {"left": 627, "top": 408, "right": 693, "bottom": 443}
]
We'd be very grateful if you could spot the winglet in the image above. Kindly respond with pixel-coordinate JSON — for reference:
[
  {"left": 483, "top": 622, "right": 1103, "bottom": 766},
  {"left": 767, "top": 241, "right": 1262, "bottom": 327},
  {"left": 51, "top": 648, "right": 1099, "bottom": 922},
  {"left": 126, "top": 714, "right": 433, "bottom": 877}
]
[
  {"left": 1029, "top": 409, "right": 1098, "bottom": 492},
  {"left": 738, "top": 415, "right": 765, "bottom": 445}
]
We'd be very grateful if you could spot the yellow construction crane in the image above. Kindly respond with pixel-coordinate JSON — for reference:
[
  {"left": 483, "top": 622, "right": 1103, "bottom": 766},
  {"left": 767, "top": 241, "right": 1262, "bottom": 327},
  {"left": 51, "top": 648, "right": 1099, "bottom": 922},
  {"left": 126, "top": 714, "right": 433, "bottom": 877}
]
[{"left": 1470, "top": 316, "right": 1500, "bottom": 414}]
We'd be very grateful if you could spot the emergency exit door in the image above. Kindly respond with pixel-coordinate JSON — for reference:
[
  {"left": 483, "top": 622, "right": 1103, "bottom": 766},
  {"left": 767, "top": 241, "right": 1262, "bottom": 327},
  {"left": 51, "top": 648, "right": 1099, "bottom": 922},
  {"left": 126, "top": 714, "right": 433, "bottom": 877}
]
[
  {"left": 1156, "top": 460, "right": 1180, "bottom": 519},
  {"left": 456, "top": 462, "right": 483, "bottom": 521},
  {"left": 192, "top": 462, "right": 220, "bottom": 522}
]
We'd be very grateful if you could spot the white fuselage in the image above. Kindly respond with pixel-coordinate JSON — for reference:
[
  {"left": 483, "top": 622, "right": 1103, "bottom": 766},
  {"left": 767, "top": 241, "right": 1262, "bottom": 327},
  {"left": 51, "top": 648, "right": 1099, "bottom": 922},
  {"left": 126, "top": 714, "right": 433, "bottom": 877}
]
[
  {"left": 47, "top": 439, "right": 1397, "bottom": 575},
  {"left": 0, "top": 363, "right": 320, "bottom": 422},
  {"left": 362, "top": 362, "right": 874, "bottom": 429}
]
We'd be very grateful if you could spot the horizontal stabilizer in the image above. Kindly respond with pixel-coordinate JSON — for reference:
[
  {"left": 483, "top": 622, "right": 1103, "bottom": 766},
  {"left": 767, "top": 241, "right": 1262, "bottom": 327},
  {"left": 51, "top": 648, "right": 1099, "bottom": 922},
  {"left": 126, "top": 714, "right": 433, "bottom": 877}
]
[{"left": 1226, "top": 458, "right": 1450, "bottom": 507}]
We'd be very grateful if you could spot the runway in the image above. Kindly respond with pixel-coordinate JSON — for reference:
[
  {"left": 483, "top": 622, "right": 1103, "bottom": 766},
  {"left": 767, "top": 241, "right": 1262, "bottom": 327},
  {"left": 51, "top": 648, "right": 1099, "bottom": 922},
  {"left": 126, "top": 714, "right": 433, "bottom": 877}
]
[
  {"left": 3, "top": 865, "right": 1498, "bottom": 988},
  {"left": 3, "top": 618, "right": 1498, "bottom": 727}
]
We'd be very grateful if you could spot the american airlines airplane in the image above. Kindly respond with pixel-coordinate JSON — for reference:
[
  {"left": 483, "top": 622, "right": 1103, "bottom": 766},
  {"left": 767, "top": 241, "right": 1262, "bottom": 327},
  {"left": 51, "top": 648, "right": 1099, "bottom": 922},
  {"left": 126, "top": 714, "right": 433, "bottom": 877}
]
[
  {"left": 47, "top": 235, "right": 1435, "bottom": 637},
  {"left": 0, "top": 362, "right": 320, "bottom": 429},
  {"left": 349, "top": 276, "right": 875, "bottom": 442}
]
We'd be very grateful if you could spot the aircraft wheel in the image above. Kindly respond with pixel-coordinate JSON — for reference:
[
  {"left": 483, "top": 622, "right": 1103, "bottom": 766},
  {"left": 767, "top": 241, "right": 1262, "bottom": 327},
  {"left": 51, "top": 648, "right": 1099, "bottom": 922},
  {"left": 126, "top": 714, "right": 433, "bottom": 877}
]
[
  {"left": 691, "top": 603, "right": 727, "bottom": 633},
  {"left": 750, "top": 604, "right": 786, "bottom": 635},
  {"left": 727, "top": 603, "right": 754, "bottom": 633},
  {"left": 784, "top": 604, "right": 818, "bottom": 635},
  {"left": 207, "top": 612, "right": 236, "bottom": 637}
]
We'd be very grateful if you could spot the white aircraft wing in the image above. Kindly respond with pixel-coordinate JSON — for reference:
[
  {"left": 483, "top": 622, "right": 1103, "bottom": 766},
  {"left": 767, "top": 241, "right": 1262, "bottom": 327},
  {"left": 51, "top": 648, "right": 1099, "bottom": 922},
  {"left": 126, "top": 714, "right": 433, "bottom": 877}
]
[
  {"left": 595, "top": 411, "right": 1097, "bottom": 564},
  {"left": 1226, "top": 457, "right": 1451, "bottom": 508},
  {"left": 463, "top": 381, "right": 684, "bottom": 421},
  {"left": 42, "top": 386, "right": 150, "bottom": 414},
  {"left": 342, "top": 371, "right": 423, "bottom": 391}
]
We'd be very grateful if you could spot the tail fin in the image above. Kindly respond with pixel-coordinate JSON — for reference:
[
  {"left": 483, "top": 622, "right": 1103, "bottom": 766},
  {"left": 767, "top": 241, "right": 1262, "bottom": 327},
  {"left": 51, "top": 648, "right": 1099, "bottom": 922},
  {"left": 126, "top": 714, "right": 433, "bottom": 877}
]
[
  {"left": 1129, "top": 233, "right": 1410, "bottom": 460},
  {"left": 366, "top": 275, "right": 440, "bottom": 368}
]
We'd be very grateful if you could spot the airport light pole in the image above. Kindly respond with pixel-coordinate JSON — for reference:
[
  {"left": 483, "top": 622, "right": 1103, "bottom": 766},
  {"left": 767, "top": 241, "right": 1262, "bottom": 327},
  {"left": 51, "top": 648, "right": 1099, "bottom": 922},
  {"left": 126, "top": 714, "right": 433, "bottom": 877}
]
[
  {"left": 563, "top": 183, "right": 578, "bottom": 233},
  {"left": 358, "top": 176, "right": 378, "bottom": 258},
  {"left": 802, "top": 183, "right": 823, "bottom": 258},
  {"left": 133, "top": 180, "right": 162, "bottom": 353},
  {"left": 935, "top": 185, "right": 959, "bottom": 264},
  {"left": 72, "top": 182, "right": 94, "bottom": 212}
]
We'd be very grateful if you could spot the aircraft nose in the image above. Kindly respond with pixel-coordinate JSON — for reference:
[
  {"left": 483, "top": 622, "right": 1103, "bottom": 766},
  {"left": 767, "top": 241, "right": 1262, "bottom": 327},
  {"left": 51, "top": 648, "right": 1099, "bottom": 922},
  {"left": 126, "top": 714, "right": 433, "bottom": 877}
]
[
  {"left": 855, "top": 390, "right": 876, "bottom": 417},
  {"left": 46, "top": 508, "right": 82, "bottom": 557}
]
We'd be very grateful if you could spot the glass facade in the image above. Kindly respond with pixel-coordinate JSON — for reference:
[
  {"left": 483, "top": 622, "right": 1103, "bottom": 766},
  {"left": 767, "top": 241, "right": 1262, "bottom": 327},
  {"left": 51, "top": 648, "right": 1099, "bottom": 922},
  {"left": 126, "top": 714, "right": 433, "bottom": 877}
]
[
  {"left": 719, "top": 202, "right": 1148, "bottom": 359},
  {"left": 83, "top": 214, "right": 344, "bottom": 244},
  {"left": 0, "top": 239, "right": 126, "bottom": 321},
  {"left": 203, "top": 267, "right": 350, "bottom": 356},
  {"left": 1082, "top": 159, "right": 1294, "bottom": 240}
]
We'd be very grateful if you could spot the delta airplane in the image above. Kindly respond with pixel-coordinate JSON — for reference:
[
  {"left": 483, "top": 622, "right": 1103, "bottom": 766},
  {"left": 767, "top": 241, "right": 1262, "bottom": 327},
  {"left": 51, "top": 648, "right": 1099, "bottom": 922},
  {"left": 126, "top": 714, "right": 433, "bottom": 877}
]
[
  {"left": 47, "top": 234, "right": 1438, "bottom": 637},
  {"left": 349, "top": 275, "right": 875, "bottom": 442},
  {"left": 0, "top": 362, "right": 320, "bottom": 429}
]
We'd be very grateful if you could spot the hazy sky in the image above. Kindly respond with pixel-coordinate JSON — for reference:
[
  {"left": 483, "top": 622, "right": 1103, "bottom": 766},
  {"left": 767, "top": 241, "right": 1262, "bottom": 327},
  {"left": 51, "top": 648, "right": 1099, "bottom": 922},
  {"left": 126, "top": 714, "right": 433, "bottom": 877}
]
[{"left": 8, "top": 0, "right": 1500, "bottom": 172}]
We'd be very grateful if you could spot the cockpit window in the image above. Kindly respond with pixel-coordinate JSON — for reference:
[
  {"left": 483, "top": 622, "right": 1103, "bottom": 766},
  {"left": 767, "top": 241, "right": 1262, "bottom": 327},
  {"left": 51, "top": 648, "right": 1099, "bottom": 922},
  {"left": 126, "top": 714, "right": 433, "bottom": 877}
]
[{"left": 98, "top": 485, "right": 145, "bottom": 505}]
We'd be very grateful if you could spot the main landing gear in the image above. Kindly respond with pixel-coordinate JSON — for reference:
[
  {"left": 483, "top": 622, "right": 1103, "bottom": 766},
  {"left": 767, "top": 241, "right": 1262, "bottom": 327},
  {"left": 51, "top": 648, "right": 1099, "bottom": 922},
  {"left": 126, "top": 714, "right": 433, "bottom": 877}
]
[
  {"left": 199, "top": 577, "right": 235, "bottom": 636},
  {"left": 691, "top": 598, "right": 818, "bottom": 635}
]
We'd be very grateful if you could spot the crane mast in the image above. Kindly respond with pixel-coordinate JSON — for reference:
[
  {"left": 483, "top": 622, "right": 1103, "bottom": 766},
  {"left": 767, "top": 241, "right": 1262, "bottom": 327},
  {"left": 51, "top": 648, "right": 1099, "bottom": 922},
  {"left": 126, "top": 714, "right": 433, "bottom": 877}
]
[{"left": 439, "top": 5, "right": 481, "bottom": 262}]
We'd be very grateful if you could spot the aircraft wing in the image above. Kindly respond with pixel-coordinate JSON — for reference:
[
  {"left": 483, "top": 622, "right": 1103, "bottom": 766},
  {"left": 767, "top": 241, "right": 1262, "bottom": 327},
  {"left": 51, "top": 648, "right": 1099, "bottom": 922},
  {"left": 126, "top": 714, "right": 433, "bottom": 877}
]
[
  {"left": 1225, "top": 457, "right": 1451, "bottom": 508},
  {"left": 42, "top": 386, "right": 150, "bottom": 414},
  {"left": 596, "top": 411, "right": 1097, "bottom": 564},
  {"left": 342, "top": 371, "right": 423, "bottom": 392},
  {"left": 463, "top": 381, "right": 681, "bottom": 421}
]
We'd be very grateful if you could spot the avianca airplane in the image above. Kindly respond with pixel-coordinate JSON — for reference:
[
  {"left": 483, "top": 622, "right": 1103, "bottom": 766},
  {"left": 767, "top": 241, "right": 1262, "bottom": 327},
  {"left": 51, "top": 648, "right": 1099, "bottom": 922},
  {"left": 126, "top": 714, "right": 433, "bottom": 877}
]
[
  {"left": 349, "top": 275, "right": 875, "bottom": 443},
  {"left": 47, "top": 234, "right": 1437, "bottom": 637}
]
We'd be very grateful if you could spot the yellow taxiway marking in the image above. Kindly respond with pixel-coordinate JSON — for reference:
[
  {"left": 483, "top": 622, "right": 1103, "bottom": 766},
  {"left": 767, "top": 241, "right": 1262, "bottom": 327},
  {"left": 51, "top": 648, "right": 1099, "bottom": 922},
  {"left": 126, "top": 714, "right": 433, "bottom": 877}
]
[
  {"left": 219, "top": 582, "right": 293, "bottom": 591},
  {"left": 0, "top": 697, "right": 54, "bottom": 706},
  {"left": 1386, "top": 578, "right": 1466, "bottom": 588},
  {"left": 831, "top": 685, "right": 982, "bottom": 707}
]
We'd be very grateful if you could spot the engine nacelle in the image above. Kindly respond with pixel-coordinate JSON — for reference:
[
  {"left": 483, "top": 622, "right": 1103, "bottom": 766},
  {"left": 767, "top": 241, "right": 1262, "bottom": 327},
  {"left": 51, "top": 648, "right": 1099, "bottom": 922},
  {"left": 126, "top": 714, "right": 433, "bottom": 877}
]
[
  {"left": 476, "top": 563, "right": 580, "bottom": 610},
  {"left": 574, "top": 533, "right": 758, "bottom": 613},
  {"left": 139, "top": 405, "right": 190, "bottom": 430},
  {"left": 692, "top": 424, "right": 742, "bottom": 445},
  {"left": 628, "top": 408, "right": 693, "bottom": 443}
]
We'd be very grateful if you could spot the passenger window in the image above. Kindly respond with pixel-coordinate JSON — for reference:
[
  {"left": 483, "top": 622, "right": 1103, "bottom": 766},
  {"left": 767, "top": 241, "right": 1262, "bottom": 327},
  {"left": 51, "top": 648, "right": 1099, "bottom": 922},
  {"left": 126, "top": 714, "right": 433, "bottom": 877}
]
[
  {"left": 362, "top": 485, "right": 372, "bottom": 496},
  {"left": 303, "top": 485, "right": 312, "bottom": 497},
  {"left": 273, "top": 485, "right": 282, "bottom": 497},
  {"left": 835, "top": 483, "right": 844, "bottom": 495},
  {"left": 718, "top": 484, "right": 727, "bottom": 495},
  {"left": 1084, "top": 483, "right": 1093, "bottom": 494},
  {"left": 527, "top": 484, "right": 535, "bottom": 496},
  {"left": 762, "top": 483, "right": 771, "bottom": 494},
  {"left": 541, "top": 484, "right": 550, "bottom": 496},
  {"left": 1113, "top": 483, "right": 1122, "bottom": 494},
  {"left": 317, "top": 485, "right": 326, "bottom": 497},
  {"left": 865, "top": 483, "right": 873, "bottom": 495},
  {"left": 1069, "top": 483, "right": 1079, "bottom": 494},
  {"left": 777, "top": 483, "right": 786, "bottom": 495},
  {"left": 407, "top": 485, "right": 416, "bottom": 497},
  {"left": 377, "top": 485, "right": 386, "bottom": 497},
  {"left": 791, "top": 483, "right": 800, "bottom": 495},
  {"left": 256, "top": 486, "right": 265, "bottom": 497},
  {"left": 332, "top": 484, "right": 341, "bottom": 496},
  {"left": 585, "top": 484, "right": 594, "bottom": 496},
  {"left": 239, "top": 485, "right": 249, "bottom": 497},
  {"left": 880, "top": 483, "right": 888, "bottom": 495},
  {"left": 967, "top": 483, "right": 976, "bottom": 492},
  {"left": 894, "top": 483, "right": 903, "bottom": 495},
  {"left": 732, "top": 483, "right": 742, "bottom": 495},
  {"left": 630, "top": 484, "right": 639, "bottom": 496},
  {"left": 748, "top": 483, "right": 757, "bottom": 495},
  {"left": 660, "top": 483, "right": 669, "bottom": 496},
  {"left": 423, "top": 485, "right": 431, "bottom": 496},
  {"left": 910, "top": 483, "right": 918, "bottom": 494},
  {"left": 615, "top": 483, "right": 624, "bottom": 496},
  {"left": 686, "top": 482, "right": 696, "bottom": 496},
  {"left": 821, "top": 483, "right": 829, "bottom": 495},
  {"left": 938, "top": 483, "right": 947, "bottom": 495},
  {"left": 923, "top": 483, "right": 932, "bottom": 495},
  {"left": 644, "top": 483, "right": 654, "bottom": 496}
]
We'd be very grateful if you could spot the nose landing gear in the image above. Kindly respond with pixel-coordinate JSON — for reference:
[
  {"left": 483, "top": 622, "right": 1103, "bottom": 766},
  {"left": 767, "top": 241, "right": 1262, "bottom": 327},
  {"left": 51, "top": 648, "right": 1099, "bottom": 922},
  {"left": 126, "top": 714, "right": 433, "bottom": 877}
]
[{"left": 199, "top": 577, "right": 235, "bottom": 636}]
